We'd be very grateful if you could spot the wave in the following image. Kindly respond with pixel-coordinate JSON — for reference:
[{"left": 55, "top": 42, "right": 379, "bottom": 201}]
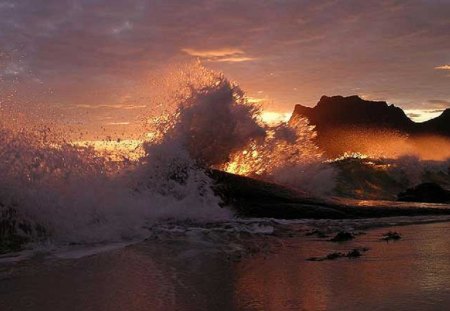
[
  {"left": 331, "top": 154, "right": 450, "bottom": 200},
  {"left": 0, "top": 63, "right": 449, "bottom": 253},
  {"left": 0, "top": 64, "right": 318, "bottom": 248}
]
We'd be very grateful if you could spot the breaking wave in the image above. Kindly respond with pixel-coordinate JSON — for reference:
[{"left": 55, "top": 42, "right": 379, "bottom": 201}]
[
  {"left": 0, "top": 64, "right": 324, "bottom": 248},
  {"left": 0, "top": 63, "right": 449, "bottom": 252},
  {"left": 331, "top": 153, "right": 450, "bottom": 200}
]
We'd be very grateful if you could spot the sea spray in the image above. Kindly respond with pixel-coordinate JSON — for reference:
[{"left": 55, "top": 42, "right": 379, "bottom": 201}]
[
  {"left": 222, "top": 113, "right": 336, "bottom": 196},
  {"left": 0, "top": 64, "right": 342, "bottom": 250},
  {"left": 2, "top": 63, "right": 448, "bottom": 252},
  {"left": 140, "top": 63, "right": 334, "bottom": 196},
  {"left": 331, "top": 153, "right": 450, "bottom": 200},
  {"left": 0, "top": 64, "right": 274, "bottom": 247},
  {"left": 144, "top": 65, "right": 265, "bottom": 167}
]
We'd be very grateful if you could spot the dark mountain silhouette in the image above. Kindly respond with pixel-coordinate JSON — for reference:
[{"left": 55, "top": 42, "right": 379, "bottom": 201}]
[
  {"left": 420, "top": 108, "right": 450, "bottom": 136},
  {"left": 289, "top": 95, "right": 450, "bottom": 157}
]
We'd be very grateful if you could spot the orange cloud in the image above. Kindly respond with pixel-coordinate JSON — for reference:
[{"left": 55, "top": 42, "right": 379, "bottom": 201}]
[
  {"left": 181, "top": 48, "right": 255, "bottom": 63},
  {"left": 105, "top": 121, "right": 131, "bottom": 125},
  {"left": 434, "top": 64, "right": 450, "bottom": 70},
  {"left": 75, "top": 104, "right": 146, "bottom": 110},
  {"left": 182, "top": 47, "right": 244, "bottom": 57},
  {"left": 214, "top": 56, "right": 255, "bottom": 62}
]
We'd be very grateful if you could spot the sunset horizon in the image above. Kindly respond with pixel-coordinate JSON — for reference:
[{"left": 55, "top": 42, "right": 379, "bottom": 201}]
[
  {"left": 1, "top": 1, "right": 449, "bottom": 138},
  {"left": 1, "top": 1, "right": 450, "bottom": 310}
]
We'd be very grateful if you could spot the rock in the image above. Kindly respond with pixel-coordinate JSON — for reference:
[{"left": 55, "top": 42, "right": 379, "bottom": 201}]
[
  {"left": 209, "top": 170, "right": 450, "bottom": 220},
  {"left": 346, "top": 247, "right": 370, "bottom": 258},
  {"left": 1, "top": 202, "right": 47, "bottom": 254},
  {"left": 326, "top": 252, "right": 344, "bottom": 260},
  {"left": 346, "top": 249, "right": 362, "bottom": 258},
  {"left": 305, "top": 229, "right": 328, "bottom": 238},
  {"left": 307, "top": 248, "right": 369, "bottom": 261},
  {"left": 1, "top": 205, "right": 28, "bottom": 254},
  {"left": 381, "top": 231, "right": 401, "bottom": 241},
  {"left": 398, "top": 182, "right": 450, "bottom": 203},
  {"left": 306, "top": 256, "right": 322, "bottom": 261},
  {"left": 307, "top": 252, "right": 344, "bottom": 261},
  {"left": 330, "top": 231, "right": 354, "bottom": 242}
]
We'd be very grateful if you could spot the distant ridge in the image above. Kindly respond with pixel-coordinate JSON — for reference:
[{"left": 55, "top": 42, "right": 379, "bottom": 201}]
[{"left": 289, "top": 95, "right": 450, "bottom": 156}]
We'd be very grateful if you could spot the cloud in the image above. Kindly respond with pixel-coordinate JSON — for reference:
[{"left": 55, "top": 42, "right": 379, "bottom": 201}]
[
  {"left": 245, "top": 96, "right": 265, "bottom": 104},
  {"left": 76, "top": 104, "right": 146, "bottom": 110},
  {"left": 434, "top": 65, "right": 450, "bottom": 70},
  {"left": 182, "top": 48, "right": 244, "bottom": 58},
  {"left": 182, "top": 47, "right": 256, "bottom": 63},
  {"left": 213, "top": 56, "right": 256, "bottom": 63},
  {"left": 427, "top": 99, "right": 450, "bottom": 109},
  {"left": 105, "top": 121, "right": 130, "bottom": 125},
  {"left": 111, "top": 20, "right": 133, "bottom": 34},
  {"left": 406, "top": 112, "right": 421, "bottom": 119},
  {"left": 2, "top": 0, "right": 450, "bottom": 118}
]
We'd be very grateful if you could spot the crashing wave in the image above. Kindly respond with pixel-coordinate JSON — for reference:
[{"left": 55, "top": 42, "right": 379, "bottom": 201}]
[{"left": 0, "top": 64, "right": 449, "bottom": 254}]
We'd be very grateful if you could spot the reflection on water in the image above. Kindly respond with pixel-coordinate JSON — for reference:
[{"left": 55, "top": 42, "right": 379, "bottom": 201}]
[
  {"left": 234, "top": 222, "right": 450, "bottom": 310},
  {"left": 2, "top": 222, "right": 450, "bottom": 310},
  {"left": 334, "top": 197, "right": 450, "bottom": 209}
]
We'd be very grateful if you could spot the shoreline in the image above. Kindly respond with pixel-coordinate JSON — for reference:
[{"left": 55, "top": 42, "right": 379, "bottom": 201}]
[
  {"left": 2, "top": 214, "right": 450, "bottom": 263},
  {"left": 2, "top": 220, "right": 450, "bottom": 310}
]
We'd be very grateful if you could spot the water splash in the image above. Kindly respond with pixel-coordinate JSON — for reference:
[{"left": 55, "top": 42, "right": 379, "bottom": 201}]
[
  {"left": 222, "top": 115, "right": 336, "bottom": 196},
  {"left": 0, "top": 63, "right": 346, "bottom": 250},
  {"left": 2, "top": 63, "right": 447, "bottom": 251}
]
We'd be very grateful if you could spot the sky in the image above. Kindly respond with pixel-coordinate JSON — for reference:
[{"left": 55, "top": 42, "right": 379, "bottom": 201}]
[{"left": 0, "top": 0, "right": 449, "bottom": 132}]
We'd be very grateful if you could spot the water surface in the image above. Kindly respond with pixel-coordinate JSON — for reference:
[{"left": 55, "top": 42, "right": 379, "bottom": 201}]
[{"left": 2, "top": 221, "right": 450, "bottom": 310}]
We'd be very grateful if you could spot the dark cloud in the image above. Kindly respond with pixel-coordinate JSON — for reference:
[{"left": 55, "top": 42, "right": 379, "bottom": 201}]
[{"left": 0, "top": 0, "right": 449, "bottom": 122}]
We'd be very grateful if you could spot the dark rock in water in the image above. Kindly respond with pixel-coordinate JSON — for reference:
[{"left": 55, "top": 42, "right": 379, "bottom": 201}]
[
  {"left": 305, "top": 229, "right": 328, "bottom": 238},
  {"left": 398, "top": 183, "right": 450, "bottom": 203},
  {"left": 347, "top": 248, "right": 370, "bottom": 258},
  {"left": 381, "top": 231, "right": 402, "bottom": 242},
  {"left": 209, "top": 169, "right": 346, "bottom": 219},
  {"left": 306, "top": 256, "right": 322, "bottom": 261},
  {"left": 307, "top": 252, "right": 344, "bottom": 261},
  {"left": 0, "top": 201, "right": 46, "bottom": 254},
  {"left": 326, "top": 252, "right": 344, "bottom": 260},
  {"left": 330, "top": 231, "right": 354, "bottom": 242},
  {"left": 307, "top": 248, "right": 369, "bottom": 261},
  {"left": 1, "top": 204, "right": 29, "bottom": 254},
  {"left": 346, "top": 249, "right": 362, "bottom": 258},
  {"left": 209, "top": 170, "right": 450, "bottom": 219}
]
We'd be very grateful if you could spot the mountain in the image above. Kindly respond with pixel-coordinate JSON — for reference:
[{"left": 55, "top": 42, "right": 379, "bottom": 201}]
[
  {"left": 420, "top": 108, "right": 450, "bottom": 136},
  {"left": 289, "top": 95, "right": 450, "bottom": 156}
]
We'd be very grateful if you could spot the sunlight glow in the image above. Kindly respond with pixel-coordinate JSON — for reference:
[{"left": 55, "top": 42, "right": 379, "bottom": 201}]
[
  {"left": 434, "top": 64, "right": 450, "bottom": 70},
  {"left": 260, "top": 111, "right": 292, "bottom": 125},
  {"left": 72, "top": 139, "right": 144, "bottom": 160},
  {"left": 405, "top": 109, "right": 444, "bottom": 123}
]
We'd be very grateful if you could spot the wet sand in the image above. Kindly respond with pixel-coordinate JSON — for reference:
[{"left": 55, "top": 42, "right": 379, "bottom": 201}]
[{"left": 2, "top": 221, "right": 450, "bottom": 310}]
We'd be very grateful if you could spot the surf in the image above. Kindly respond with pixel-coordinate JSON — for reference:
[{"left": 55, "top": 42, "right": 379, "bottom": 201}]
[{"left": 0, "top": 64, "right": 449, "bottom": 255}]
